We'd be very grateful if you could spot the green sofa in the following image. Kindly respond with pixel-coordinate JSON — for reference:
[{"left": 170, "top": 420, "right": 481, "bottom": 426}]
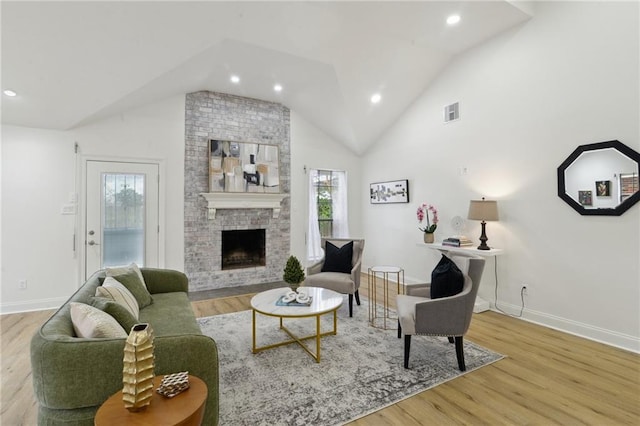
[{"left": 30, "top": 268, "right": 219, "bottom": 425}]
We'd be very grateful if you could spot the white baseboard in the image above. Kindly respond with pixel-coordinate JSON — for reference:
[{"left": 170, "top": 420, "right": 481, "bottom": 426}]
[
  {"left": 0, "top": 297, "right": 65, "bottom": 315},
  {"left": 491, "top": 301, "right": 640, "bottom": 354},
  {"left": 473, "top": 297, "right": 491, "bottom": 313}
]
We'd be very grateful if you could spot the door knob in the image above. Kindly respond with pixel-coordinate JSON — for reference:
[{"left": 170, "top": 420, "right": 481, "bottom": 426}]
[{"left": 88, "top": 240, "right": 100, "bottom": 246}]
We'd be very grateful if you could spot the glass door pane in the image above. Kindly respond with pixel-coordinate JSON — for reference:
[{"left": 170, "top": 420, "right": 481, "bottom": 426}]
[{"left": 102, "top": 173, "right": 145, "bottom": 267}]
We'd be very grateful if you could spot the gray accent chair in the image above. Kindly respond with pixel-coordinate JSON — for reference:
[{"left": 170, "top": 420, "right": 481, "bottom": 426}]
[
  {"left": 396, "top": 253, "right": 485, "bottom": 371},
  {"left": 303, "top": 238, "right": 365, "bottom": 317}
]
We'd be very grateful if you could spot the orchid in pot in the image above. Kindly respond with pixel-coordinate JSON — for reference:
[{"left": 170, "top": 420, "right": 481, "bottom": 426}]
[{"left": 417, "top": 203, "right": 438, "bottom": 243}]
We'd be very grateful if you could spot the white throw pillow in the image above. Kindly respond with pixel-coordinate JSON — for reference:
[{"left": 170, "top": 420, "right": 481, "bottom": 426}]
[
  {"left": 70, "top": 302, "right": 127, "bottom": 339},
  {"left": 96, "top": 277, "right": 140, "bottom": 319}
]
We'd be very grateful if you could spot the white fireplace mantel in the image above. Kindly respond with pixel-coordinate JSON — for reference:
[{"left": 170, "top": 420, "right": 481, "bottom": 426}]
[{"left": 200, "top": 192, "right": 287, "bottom": 220}]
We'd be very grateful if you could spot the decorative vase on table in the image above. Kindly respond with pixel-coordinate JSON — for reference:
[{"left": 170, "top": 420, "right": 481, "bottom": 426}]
[
  {"left": 122, "top": 323, "right": 155, "bottom": 412},
  {"left": 423, "top": 232, "right": 435, "bottom": 244}
]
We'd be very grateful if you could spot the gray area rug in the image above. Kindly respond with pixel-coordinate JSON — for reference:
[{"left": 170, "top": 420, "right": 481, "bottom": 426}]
[{"left": 198, "top": 297, "right": 503, "bottom": 426}]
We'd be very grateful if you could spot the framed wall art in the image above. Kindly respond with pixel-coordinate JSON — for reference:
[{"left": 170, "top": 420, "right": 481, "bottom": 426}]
[
  {"left": 208, "top": 139, "right": 280, "bottom": 193},
  {"left": 370, "top": 179, "right": 409, "bottom": 204},
  {"left": 596, "top": 180, "right": 611, "bottom": 197},
  {"left": 578, "top": 190, "right": 592, "bottom": 206}
]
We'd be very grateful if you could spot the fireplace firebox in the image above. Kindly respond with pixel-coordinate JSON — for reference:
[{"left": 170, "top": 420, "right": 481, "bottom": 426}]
[{"left": 221, "top": 229, "right": 266, "bottom": 270}]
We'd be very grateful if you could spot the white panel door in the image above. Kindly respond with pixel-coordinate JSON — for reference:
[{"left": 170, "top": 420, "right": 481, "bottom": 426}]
[{"left": 85, "top": 160, "right": 159, "bottom": 277}]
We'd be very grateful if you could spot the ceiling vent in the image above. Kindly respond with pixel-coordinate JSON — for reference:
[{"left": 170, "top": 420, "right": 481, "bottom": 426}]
[{"left": 444, "top": 102, "right": 459, "bottom": 123}]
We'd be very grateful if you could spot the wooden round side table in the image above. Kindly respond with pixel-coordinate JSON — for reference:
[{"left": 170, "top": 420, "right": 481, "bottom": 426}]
[{"left": 95, "top": 375, "right": 207, "bottom": 426}]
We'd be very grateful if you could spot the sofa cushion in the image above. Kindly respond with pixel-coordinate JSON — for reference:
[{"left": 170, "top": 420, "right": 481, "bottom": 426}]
[
  {"left": 430, "top": 254, "right": 464, "bottom": 299},
  {"left": 139, "top": 292, "right": 202, "bottom": 336},
  {"left": 109, "top": 269, "right": 153, "bottom": 309},
  {"left": 321, "top": 241, "right": 353, "bottom": 273},
  {"left": 96, "top": 277, "right": 140, "bottom": 319},
  {"left": 91, "top": 297, "right": 138, "bottom": 333},
  {"left": 69, "top": 302, "right": 127, "bottom": 338}
]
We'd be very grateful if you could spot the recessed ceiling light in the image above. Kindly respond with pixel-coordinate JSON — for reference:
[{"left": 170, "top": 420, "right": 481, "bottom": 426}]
[
  {"left": 3, "top": 89, "right": 17, "bottom": 97},
  {"left": 230, "top": 75, "right": 240, "bottom": 84},
  {"left": 447, "top": 15, "right": 461, "bottom": 25},
  {"left": 274, "top": 84, "right": 283, "bottom": 92},
  {"left": 370, "top": 93, "right": 382, "bottom": 104}
]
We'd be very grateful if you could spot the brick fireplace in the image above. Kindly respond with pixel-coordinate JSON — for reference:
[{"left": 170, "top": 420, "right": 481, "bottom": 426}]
[{"left": 184, "top": 91, "right": 291, "bottom": 292}]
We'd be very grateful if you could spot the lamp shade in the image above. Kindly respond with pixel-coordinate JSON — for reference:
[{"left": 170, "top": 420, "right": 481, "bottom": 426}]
[{"left": 468, "top": 199, "right": 499, "bottom": 221}]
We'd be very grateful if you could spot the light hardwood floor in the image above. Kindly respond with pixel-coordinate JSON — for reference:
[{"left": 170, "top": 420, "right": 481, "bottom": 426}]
[{"left": 3, "top": 282, "right": 639, "bottom": 425}]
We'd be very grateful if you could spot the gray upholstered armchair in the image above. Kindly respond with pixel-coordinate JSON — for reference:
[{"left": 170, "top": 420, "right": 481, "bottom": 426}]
[
  {"left": 396, "top": 253, "right": 485, "bottom": 371},
  {"left": 303, "top": 238, "right": 365, "bottom": 317}
]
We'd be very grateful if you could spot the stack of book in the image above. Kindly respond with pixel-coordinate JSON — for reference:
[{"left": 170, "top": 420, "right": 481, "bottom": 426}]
[{"left": 442, "top": 236, "right": 474, "bottom": 247}]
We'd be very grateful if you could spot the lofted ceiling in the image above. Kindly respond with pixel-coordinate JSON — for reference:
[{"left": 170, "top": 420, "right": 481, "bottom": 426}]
[{"left": 1, "top": 1, "right": 532, "bottom": 154}]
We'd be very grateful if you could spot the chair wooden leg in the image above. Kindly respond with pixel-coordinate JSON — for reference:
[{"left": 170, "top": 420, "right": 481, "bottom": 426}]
[
  {"left": 348, "top": 294, "right": 353, "bottom": 317},
  {"left": 404, "top": 335, "right": 411, "bottom": 368},
  {"left": 397, "top": 320, "right": 402, "bottom": 338},
  {"left": 354, "top": 290, "right": 361, "bottom": 306},
  {"left": 455, "top": 336, "right": 466, "bottom": 371},
  {"left": 448, "top": 336, "right": 455, "bottom": 344}
]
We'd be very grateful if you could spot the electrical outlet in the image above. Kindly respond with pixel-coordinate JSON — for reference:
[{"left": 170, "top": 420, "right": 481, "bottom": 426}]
[{"left": 19, "top": 280, "right": 27, "bottom": 290}]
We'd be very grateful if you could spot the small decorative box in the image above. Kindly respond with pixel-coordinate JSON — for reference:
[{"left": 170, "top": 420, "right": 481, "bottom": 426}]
[{"left": 156, "top": 371, "right": 190, "bottom": 398}]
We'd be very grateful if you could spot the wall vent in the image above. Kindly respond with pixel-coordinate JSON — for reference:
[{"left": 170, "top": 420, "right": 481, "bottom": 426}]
[{"left": 444, "top": 102, "right": 459, "bottom": 123}]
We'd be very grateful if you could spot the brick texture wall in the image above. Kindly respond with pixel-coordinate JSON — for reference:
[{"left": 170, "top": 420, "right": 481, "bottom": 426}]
[{"left": 184, "top": 91, "right": 291, "bottom": 292}]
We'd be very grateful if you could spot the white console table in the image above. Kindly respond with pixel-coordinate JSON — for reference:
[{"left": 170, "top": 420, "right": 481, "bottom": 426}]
[{"left": 419, "top": 243, "right": 504, "bottom": 313}]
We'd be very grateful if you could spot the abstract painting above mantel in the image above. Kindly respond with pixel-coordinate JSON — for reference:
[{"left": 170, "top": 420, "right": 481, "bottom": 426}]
[{"left": 209, "top": 139, "right": 280, "bottom": 193}]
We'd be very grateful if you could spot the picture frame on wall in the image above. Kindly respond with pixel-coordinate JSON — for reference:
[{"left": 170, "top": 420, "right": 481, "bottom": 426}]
[
  {"left": 596, "top": 180, "right": 611, "bottom": 197},
  {"left": 578, "top": 190, "right": 592, "bottom": 206},
  {"left": 370, "top": 179, "right": 409, "bottom": 204},
  {"left": 208, "top": 139, "right": 280, "bottom": 193}
]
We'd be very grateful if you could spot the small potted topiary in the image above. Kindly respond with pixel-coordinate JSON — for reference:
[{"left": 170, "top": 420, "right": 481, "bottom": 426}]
[{"left": 283, "top": 255, "right": 305, "bottom": 292}]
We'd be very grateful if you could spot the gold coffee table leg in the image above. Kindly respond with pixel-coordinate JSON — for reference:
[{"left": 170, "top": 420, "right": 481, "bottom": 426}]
[
  {"left": 316, "top": 314, "right": 321, "bottom": 362},
  {"left": 252, "top": 309, "right": 257, "bottom": 353},
  {"left": 252, "top": 309, "right": 338, "bottom": 362}
]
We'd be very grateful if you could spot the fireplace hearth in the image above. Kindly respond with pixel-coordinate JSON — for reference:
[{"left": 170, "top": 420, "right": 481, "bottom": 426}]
[{"left": 222, "top": 229, "right": 266, "bottom": 270}]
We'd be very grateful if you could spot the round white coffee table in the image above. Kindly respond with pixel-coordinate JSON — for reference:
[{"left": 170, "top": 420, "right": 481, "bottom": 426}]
[{"left": 250, "top": 287, "right": 343, "bottom": 362}]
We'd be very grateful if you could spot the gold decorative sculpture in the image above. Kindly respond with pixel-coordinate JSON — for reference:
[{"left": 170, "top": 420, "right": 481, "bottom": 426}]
[{"left": 122, "top": 323, "right": 155, "bottom": 412}]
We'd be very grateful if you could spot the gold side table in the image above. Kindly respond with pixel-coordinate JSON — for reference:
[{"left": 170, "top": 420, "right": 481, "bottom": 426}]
[{"left": 368, "top": 265, "right": 404, "bottom": 330}]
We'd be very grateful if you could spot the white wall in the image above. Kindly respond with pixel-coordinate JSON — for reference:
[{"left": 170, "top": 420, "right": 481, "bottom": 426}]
[
  {"left": 361, "top": 1, "right": 640, "bottom": 352},
  {"left": 2, "top": 126, "right": 79, "bottom": 311},
  {"left": 289, "top": 110, "right": 362, "bottom": 264},
  {"left": 1, "top": 95, "right": 186, "bottom": 313}
]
